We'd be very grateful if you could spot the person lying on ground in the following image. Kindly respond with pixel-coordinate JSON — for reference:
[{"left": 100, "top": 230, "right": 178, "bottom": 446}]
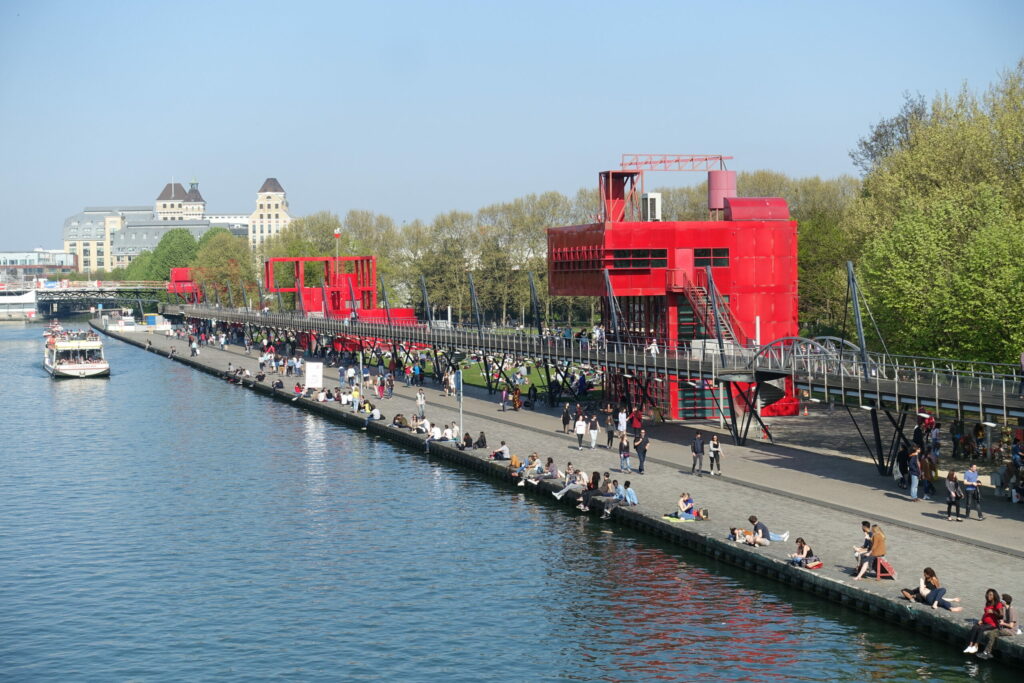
[
  {"left": 900, "top": 567, "right": 963, "bottom": 611},
  {"left": 963, "top": 589, "right": 1005, "bottom": 654},
  {"left": 746, "top": 515, "right": 789, "bottom": 546},
  {"left": 852, "top": 524, "right": 886, "bottom": 580},
  {"left": 490, "top": 441, "right": 510, "bottom": 460},
  {"left": 977, "top": 593, "right": 1018, "bottom": 659}
]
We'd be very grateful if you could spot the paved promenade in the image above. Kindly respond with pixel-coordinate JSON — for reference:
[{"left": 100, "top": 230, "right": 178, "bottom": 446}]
[{"left": 105, "top": 327, "right": 1023, "bottom": 666}]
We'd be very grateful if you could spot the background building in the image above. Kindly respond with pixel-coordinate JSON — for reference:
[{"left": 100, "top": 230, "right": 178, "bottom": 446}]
[
  {"left": 248, "top": 178, "right": 292, "bottom": 247},
  {"left": 0, "top": 248, "right": 77, "bottom": 285},
  {"left": 62, "top": 178, "right": 291, "bottom": 272}
]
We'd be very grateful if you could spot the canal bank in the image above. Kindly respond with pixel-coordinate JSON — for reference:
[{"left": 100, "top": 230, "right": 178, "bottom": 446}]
[{"left": 95, "top": 321, "right": 1024, "bottom": 670}]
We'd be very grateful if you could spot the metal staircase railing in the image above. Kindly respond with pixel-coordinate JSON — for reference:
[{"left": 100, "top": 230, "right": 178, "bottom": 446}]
[{"left": 670, "top": 269, "right": 750, "bottom": 353}]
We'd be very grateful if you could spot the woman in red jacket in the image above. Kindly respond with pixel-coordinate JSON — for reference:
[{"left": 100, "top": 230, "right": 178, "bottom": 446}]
[{"left": 963, "top": 589, "right": 1004, "bottom": 654}]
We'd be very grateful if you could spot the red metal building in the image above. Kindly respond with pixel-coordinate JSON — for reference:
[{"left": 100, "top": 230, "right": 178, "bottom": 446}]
[
  {"left": 547, "top": 158, "right": 799, "bottom": 419},
  {"left": 263, "top": 255, "right": 415, "bottom": 323}
]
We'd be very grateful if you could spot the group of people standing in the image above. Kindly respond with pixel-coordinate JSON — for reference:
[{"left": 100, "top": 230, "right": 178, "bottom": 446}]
[{"left": 561, "top": 403, "right": 651, "bottom": 475}]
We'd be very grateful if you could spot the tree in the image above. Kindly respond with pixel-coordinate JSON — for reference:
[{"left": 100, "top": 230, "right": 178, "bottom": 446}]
[
  {"left": 850, "top": 60, "right": 1024, "bottom": 362},
  {"left": 124, "top": 250, "right": 156, "bottom": 280},
  {"left": 148, "top": 228, "right": 198, "bottom": 280},
  {"left": 849, "top": 92, "right": 928, "bottom": 174},
  {"left": 197, "top": 227, "right": 232, "bottom": 250},
  {"left": 192, "top": 232, "right": 257, "bottom": 302}
]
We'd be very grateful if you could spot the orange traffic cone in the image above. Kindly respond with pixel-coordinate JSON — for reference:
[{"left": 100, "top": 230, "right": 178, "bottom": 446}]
[{"left": 803, "top": 404, "right": 809, "bottom": 416}]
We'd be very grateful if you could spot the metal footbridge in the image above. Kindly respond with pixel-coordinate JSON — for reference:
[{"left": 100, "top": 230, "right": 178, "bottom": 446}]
[{"left": 165, "top": 302, "right": 1023, "bottom": 476}]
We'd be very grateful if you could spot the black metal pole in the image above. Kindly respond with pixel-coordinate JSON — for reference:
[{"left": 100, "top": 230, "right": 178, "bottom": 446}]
[{"left": 420, "top": 274, "right": 433, "bottom": 325}]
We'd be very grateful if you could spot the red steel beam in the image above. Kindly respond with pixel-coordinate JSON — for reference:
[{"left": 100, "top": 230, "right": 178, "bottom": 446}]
[{"left": 621, "top": 153, "right": 733, "bottom": 172}]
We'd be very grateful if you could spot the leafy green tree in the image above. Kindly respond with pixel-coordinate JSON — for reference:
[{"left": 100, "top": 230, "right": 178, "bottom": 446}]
[
  {"left": 124, "top": 250, "right": 156, "bottom": 280},
  {"left": 197, "top": 226, "right": 232, "bottom": 250},
  {"left": 192, "top": 232, "right": 257, "bottom": 303},
  {"left": 147, "top": 228, "right": 198, "bottom": 280},
  {"left": 851, "top": 60, "right": 1024, "bottom": 362}
]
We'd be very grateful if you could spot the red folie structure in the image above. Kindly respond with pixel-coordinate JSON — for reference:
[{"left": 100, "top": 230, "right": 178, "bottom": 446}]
[
  {"left": 547, "top": 155, "right": 800, "bottom": 419},
  {"left": 168, "top": 267, "right": 201, "bottom": 302},
  {"left": 262, "top": 255, "right": 416, "bottom": 324}
]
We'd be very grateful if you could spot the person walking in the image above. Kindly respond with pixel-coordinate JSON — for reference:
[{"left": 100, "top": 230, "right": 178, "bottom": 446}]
[
  {"left": 908, "top": 447, "right": 923, "bottom": 502},
  {"left": 628, "top": 408, "right": 643, "bottom": 437},
  {"left": 709, "top": 434, "right": 723, "bottom": 476},
  {"left": 945, "top": 470, "right": 964, "bottom": 521},
  {"left": 588, "top": 414, "right": 599, "bottom": 450},
  {"left": 618, "top": 433, "right": 632, "bottom": 473},
  {"left": 416, "top": 388, "right": 426, "bottom": 420},
  {"left": 964, "top": 463, "right": 984, "bottom": 520},
  {"left": 633, "top": 428, "right": 649, "bottom": 475},
  {"left": 691, "top": 432, "right": 705, "bottom": 477},
  {"left": 561, "top": 403, "right": 572, "bottom": 434},
  {"left": 574, "top": 415, "right": 587, "bottom": 450},
  {"left": 605, "top": 415, "right": 616, "bottom": 449}
]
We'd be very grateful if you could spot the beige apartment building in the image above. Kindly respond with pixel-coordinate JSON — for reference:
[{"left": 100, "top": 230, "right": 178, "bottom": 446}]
[
  {"left": 248, "top": 178, "right": 292, "bottom": 247},
  {"left": 63, "top": 177, "right": 292, "bottom": 272}
]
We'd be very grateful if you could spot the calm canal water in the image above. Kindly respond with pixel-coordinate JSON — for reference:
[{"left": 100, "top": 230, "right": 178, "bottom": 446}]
[{"left": 0, "top": 323, "right": 1013, "bottom": 681}]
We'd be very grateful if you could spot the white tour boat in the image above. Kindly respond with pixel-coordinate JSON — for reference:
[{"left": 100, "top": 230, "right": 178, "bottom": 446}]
[{"left": 44, "top": 332, "right": 110, "bottom": 378}]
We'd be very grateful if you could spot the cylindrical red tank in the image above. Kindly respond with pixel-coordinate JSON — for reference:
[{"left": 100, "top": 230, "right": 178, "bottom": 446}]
[{"left": 707, "top": 170, "right": 737, "bottom": 210}]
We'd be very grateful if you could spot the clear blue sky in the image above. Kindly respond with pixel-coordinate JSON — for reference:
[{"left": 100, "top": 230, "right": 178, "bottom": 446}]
[{"left": 0, "top": 0, "right": 1021, "bottom": 250}]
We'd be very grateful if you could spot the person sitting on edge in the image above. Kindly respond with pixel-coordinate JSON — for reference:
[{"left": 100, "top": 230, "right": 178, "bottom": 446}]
[
  {"left": 852, "top": 520, "right": 873, "bottom": 563},
  {"left": 442, "top": 424, "right": 454, "bottom": 441},
  {"left": 577, "top": 472, "right": 615, "bottom": 512},
  {"left": 552, "top": 465, "right": 587, "bottom": 501},
  {"left": 362, "top": 404, "right": 383, "bottom": 429},
  {"left": 271, "top": 378, "right": 284, "bottom": 390},
  {"left": 460, "top": 432, "right": 474, "bottom": 450},
  {"left": 515, "top": 454, "right": 543, "bottom": 485},
  {"left": 977, "top": 594, "right": 1018, "bottom": 660},
  {"left": 293, "top": 382, "right": 303, "bottom": 396},
  {"left": 853, "top": 524, "right": 886, "bottom": 579},
  {"left": 746, "top": 515, "right": 789, "bottom": 546},
  {"left": 523, "top": 456, "right": 559, "bottom": 487},
  {"left": 788, "top": 538, "right": 822, "bottom": 568},
  {"left": 390, "top": 414, "right": 409, "bottom": 430},
  {"left": 623, "top": 481, "right": 639, "bottom": 506},
  {"left": 900, "top": 567, "right": 963, "bottom": 611},
  {"left": 475, "top": 431, "right": 487, "bottom": 450},
  {"left": 665, "top": 492, "right": 697, "bottom": 520},
  {"left": 415, "top": 416, "right": 431, "bottom": 434},
  {"left": 490, "top": 440, "right": 510, "bottom": 460},
  {"left": 963, "top": 589, "right": 1005, "bottom": 654},
  {"left": 600, "top": 479, "right": 628, "bottom": 519},
  {"left": 255, "top": 370, "right": 266, "bottom": 383}
]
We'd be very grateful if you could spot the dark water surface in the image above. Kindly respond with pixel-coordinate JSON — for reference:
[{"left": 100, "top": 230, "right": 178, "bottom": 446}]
[{"left": 0, "top": 324, "right": 1012, "bottom": 681}]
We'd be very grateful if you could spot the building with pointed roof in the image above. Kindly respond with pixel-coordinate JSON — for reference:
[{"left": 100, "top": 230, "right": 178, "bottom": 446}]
[
  {"left": 248, "top": 177, "right": 292, "bottom": 247},
  {"left": 63, "top": 176, "right": 294, "bottom": 272}
]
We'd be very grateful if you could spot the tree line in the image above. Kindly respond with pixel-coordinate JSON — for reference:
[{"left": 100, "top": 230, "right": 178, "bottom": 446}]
[{"left": 76, "top": 60, "right": 1023, "bottom": 363}]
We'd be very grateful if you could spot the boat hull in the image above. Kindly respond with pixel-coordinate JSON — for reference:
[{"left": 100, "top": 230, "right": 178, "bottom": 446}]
[{"left": 44, "top": 360, "right": 110, "bottom": 378}]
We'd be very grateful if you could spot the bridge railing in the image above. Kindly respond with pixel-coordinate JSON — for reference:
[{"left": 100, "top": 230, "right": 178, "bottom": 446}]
[{"left": 173, "top": 304, "right": 1024, "bottom": 418}]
